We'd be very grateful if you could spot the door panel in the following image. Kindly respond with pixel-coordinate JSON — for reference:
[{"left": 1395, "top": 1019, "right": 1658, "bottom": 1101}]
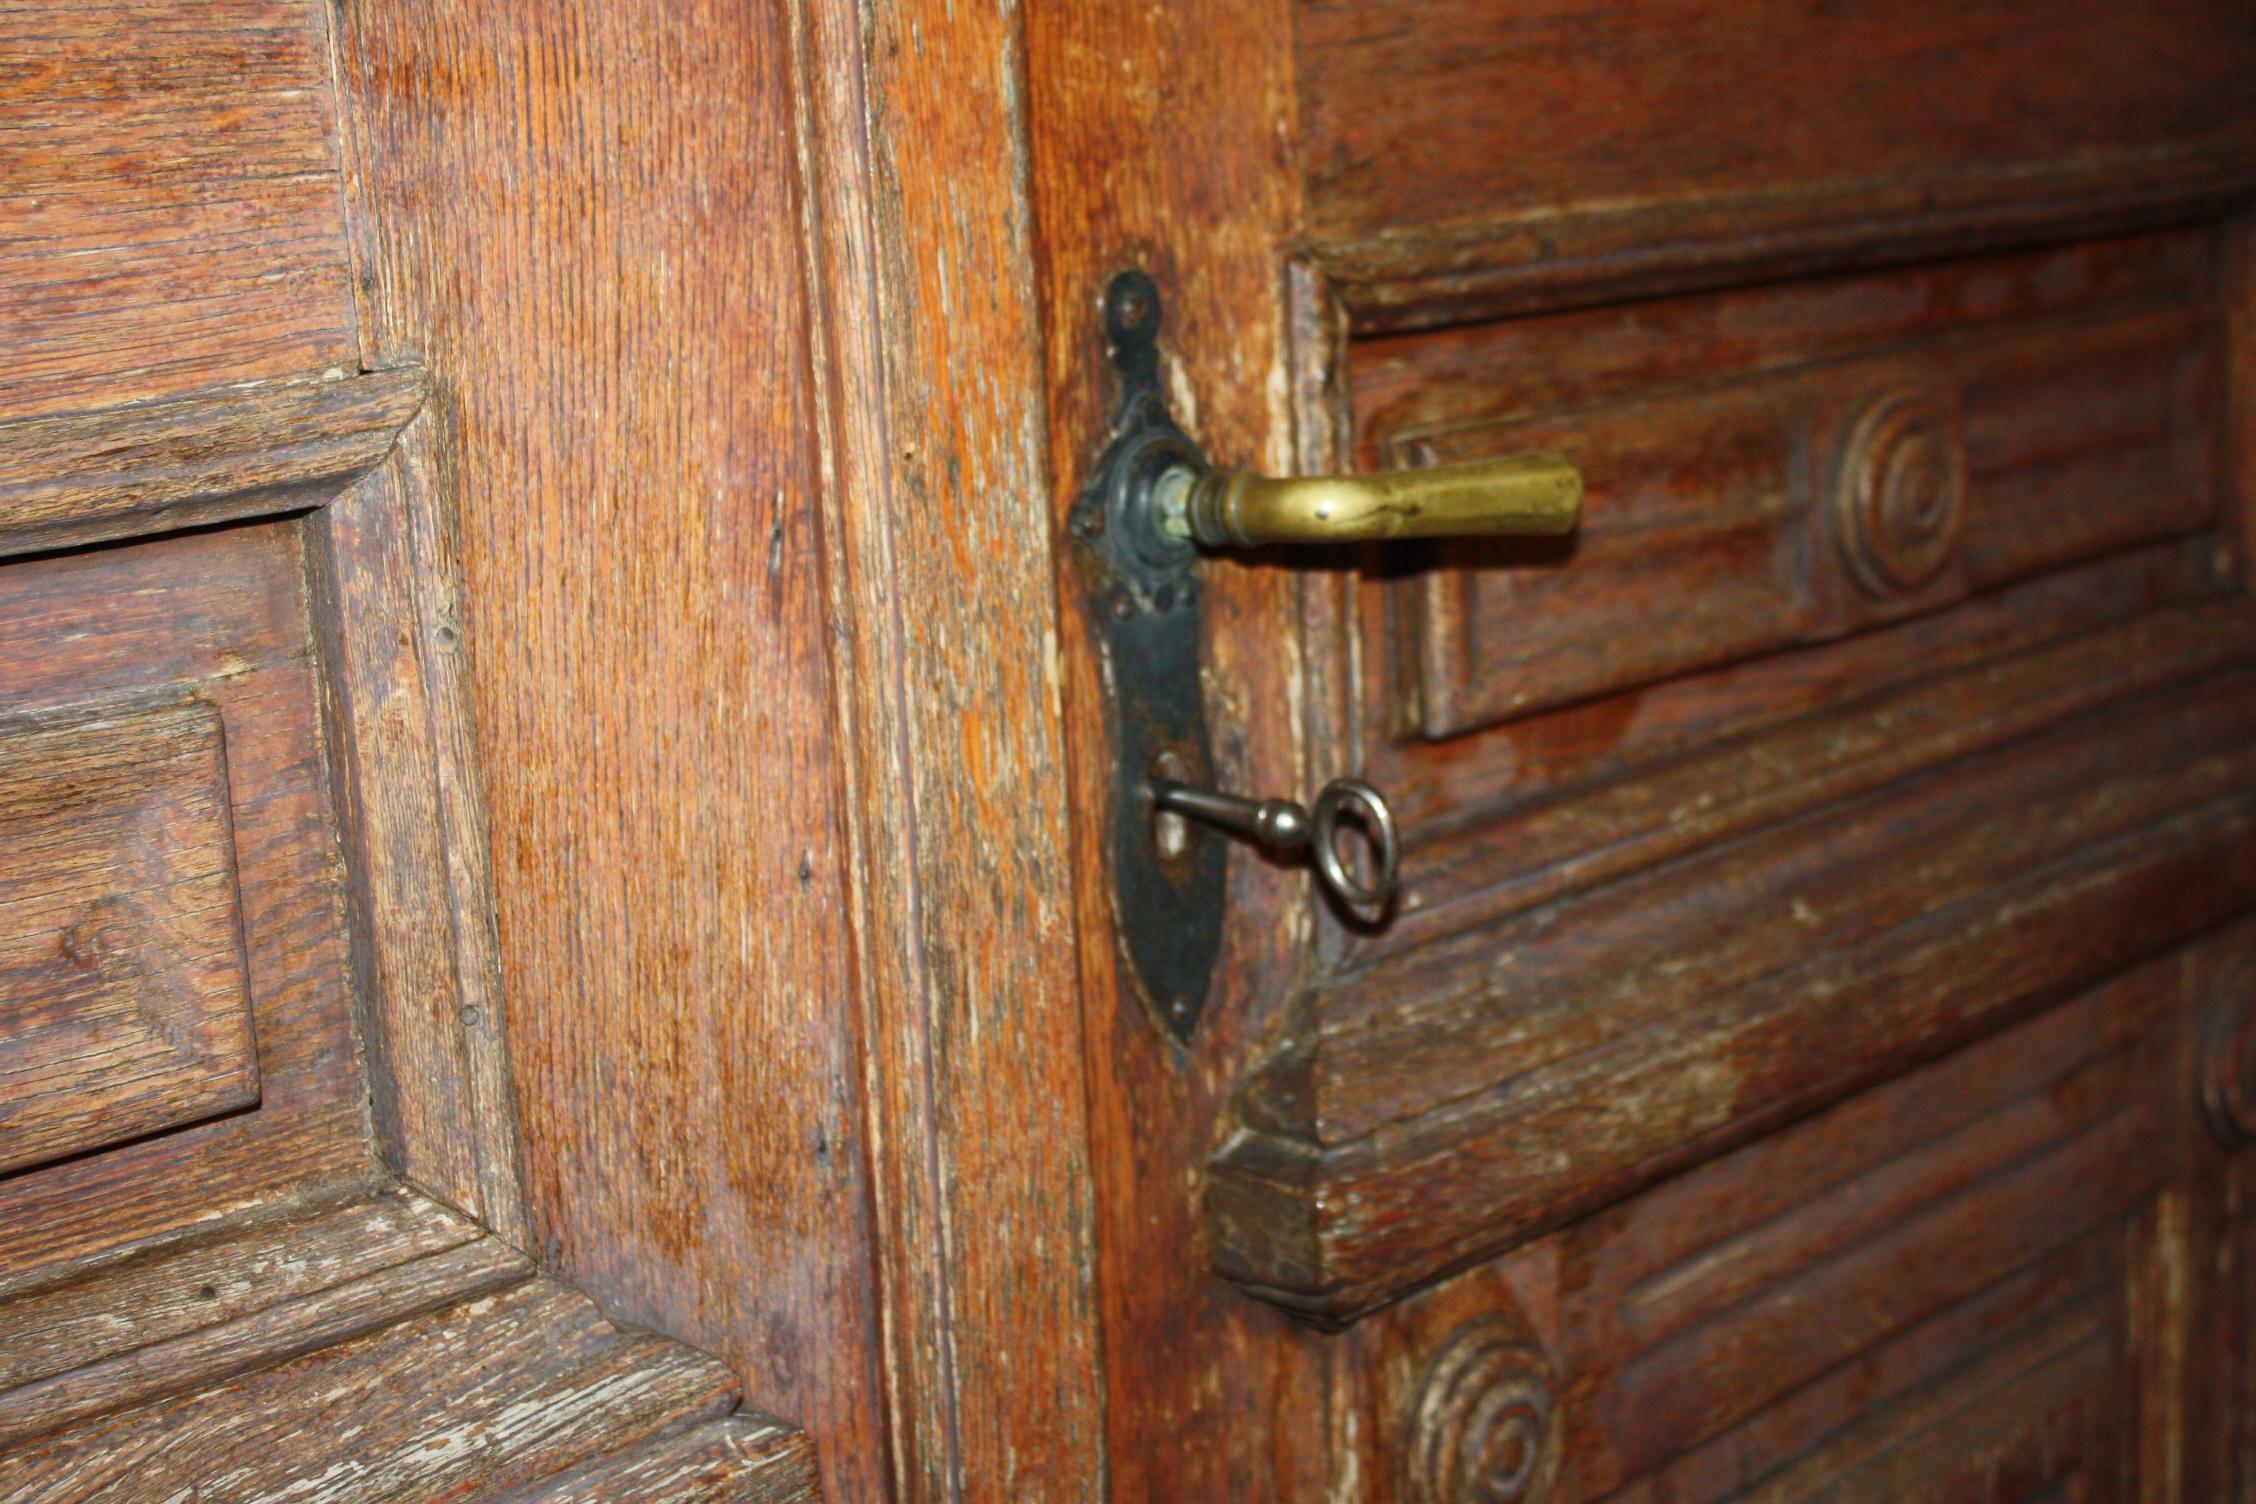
[
  {"left": 1297, "top": 0, "right": 2256, "bottom": 323},
  {"left": 0, "top": 700, "right": 261, "bottom": 1177},
  {"left": 1026, "top": 0, "right": 2256, "bottom": 1495},
  {"left": 1330, "top": 942, "right": 2226, "bottom": 1501},
  {"left": 1357, "top": 232, "right": 2219, "bottom": 743},
  {"left": 0, "top": 0, "right": 359, "bottom": 419}
]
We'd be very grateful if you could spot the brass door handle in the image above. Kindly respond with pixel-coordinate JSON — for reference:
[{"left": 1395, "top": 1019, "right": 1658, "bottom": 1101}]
[
  {"left": 1151, "top": 452, "right": 1582, "bottom": 549},
  {"left": 1070, "top": 269, "right": 1586, "bottom": 1038}
]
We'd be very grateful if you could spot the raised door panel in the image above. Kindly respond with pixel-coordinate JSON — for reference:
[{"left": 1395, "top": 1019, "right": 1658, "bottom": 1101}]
[
  {"left": 0, "top": 0, "right": 360, "bottom": 418},
  {"left": 0, "top": 701, "right": 259, "bottom": 1175},
  {"left": 1297, "top": 0, "right": 2256, "bottom": 321},
  {"left": 0, "top": 516, "right": 373, "bottom": 1282},
  {"left": 1334, "top": 944, "right": 2221, "bottom": 1501}
]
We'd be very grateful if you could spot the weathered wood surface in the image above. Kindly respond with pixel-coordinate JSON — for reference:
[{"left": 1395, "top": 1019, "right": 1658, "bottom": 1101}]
[
  {"left": 0, "top": 701, "right": 259, "bottom": 1175},
  {"left": 0, "top": 1190, "right": 525, "bottom": 1443},
  {"left": 310, "top": 419, "right": 526, "bottom": 1245},
  {"left": 1358, "top": 233, "right": 2219, "bottom": 739},
  {"left": 0, "top": 520, "right": 372, "bottom": 1285},
  {"left": 485, "top": 1414, "right": 819, "bottom": 1504},
  {"left": 790, "top": 0, "right": 1111, "bottom": 1496},
  {"left": 331, "top": 0, "right": 1116, "bottom": 1494},
  {"left": 0, "top": 1185, "right": 475, "bottom": 1395},
  {"left": 1021, "top": 0, "right": 1333, "bottom": 1498},
  {"left": 1298, "top": 0, "right": 2256, "bottom": 326},
  {"left": 1211, "top": 603, "right": 2256, "bottom": 1319},
  {"left": 0, "top": 1277, "right": 770, "bottom": 1501},
  {"left": 1326, "top": 939, "right": 2243, "bottom": 1500},
  {"left": 0, "top": 370, "right": 426, "bottom": 559},
  {"left": 328, "top": 7, "right": 886, "bottom": 1492},
  {"left": 0, "top": 0, "right": 359, "bottom": 419}
]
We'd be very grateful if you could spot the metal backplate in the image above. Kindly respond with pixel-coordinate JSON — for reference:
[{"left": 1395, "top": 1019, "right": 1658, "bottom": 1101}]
[{"left": 1068, "top": 271, "right": 1224, "bottom": 1040}]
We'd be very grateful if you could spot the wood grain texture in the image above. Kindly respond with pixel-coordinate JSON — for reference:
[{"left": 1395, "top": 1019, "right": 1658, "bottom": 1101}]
[
  {"left": 0, "top": 520, "right": 373, "bottom": 1286},
  {"left": 0, "top": 701, "right": 258, "bottom": 1174},
  {"left": 329, "top": 3, "right": 884, "bottom": 1494},
  {"left": 0, "top": 1278, "right": 745, "bottom": 1500},
  {"left": 0, "top": 1214, "right": 528, "bottom": 1451},
  {"left": 0, "top": 1184, "right": 476, "bottom": 1394},
  {"left": 309, "top": 414, "right": 525, "bottom": 1244},
  {"left": 0, "top": 0, "right": 359, "bottom": 419},
  {"left": 1329, "top": 950, "right": 2205, "bottom": 1502},
  {"left": 1297, "top": 0, "right": 2256, "bottom": 326},
  {"left": 1021, "top": 0, "right": 1338, "bottom": 1499},
  {"left": 0, "top": 369, "right": 426, "bottom": 559},
  {"left": 1361, "top": 235, "right": 2220, "bottom": 739},
  {"left": 485, "top": 1414, "right": 819, "bottom": 1504},
  {"left": 1210, "top": 604, "right": 2256, "bottom": 1321},
  {"left": 788, "top": 0, "right": 1109, "bottom": 1497}
]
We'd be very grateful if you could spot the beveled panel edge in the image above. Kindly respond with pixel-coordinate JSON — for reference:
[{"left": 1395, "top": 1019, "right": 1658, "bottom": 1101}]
[
  {"left": 305, "top": 407, "right": 528, "bottom": 1248},
  {"left": 1303, "top": 140, "right": 2256, "bottom": 333},
  {"left": 0, "top": 1184, "right": 521, "bottom": 1451},
  {"left": 0, "top": 1203, "right": 816, "bottom": 1501},
  {"left": 1205, "top": 609, "right": 2256, "bottom": 1323},
  {"left": 0, "top": 367, "right": 428, "bottom": 561}
]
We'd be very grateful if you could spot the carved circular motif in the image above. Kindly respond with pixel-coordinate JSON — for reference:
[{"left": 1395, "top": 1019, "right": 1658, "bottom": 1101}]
[
  {"left": 2200, "top": 957, "right": 2256, "bottom": 1148},
  {"left": 1832, "top": 388, "right": 1966, "bottom": 597},
  {"left": 1406, "top": 1318, "right": 1561, "bottom": 1504}
]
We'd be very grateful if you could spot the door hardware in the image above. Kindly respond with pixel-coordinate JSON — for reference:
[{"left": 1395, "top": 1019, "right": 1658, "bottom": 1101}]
[
  {"left": 1070, "top": 270, "right": 1582, "bottom": 1040},
  {"left": 1149, "top": 447, "right": 1581, "bottom": 548},
  {"left": 1148, "top": 775, "right": 1400, "bottom": 912}
]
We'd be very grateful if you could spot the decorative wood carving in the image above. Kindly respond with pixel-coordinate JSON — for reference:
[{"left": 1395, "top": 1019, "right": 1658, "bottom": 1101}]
[
  {"left": 1831, "top": 387, "right": 1966, "bottom": 599},
  {"left": 1371, "top": 234, "right": 2216, "bottom": 747},
  {"left": 1405, "top": 1317, "right": 1560, "bottom": 1504}
]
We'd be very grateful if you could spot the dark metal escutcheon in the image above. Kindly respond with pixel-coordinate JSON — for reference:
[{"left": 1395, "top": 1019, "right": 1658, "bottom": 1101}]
[{"left": 1069, "top": 271, "right": 1224, "bottom": 1040}]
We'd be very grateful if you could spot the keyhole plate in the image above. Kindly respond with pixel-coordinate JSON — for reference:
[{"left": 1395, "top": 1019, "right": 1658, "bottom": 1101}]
[{"left": 1068, "top": 271, "right": 1226, "bottom": 1041}]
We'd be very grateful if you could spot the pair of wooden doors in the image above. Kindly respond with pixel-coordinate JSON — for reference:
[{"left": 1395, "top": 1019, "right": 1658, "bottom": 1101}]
[{"left": 4, "top": 0, "right": 2255, "bottom": 1499}]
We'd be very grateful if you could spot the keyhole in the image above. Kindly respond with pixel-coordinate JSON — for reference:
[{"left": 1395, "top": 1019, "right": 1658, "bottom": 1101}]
[{"left": 1149, "top": 749, "right": 1191, "bottom": 861}]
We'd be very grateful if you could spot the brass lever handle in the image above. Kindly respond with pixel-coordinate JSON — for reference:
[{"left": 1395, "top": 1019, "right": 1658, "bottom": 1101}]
[{"left": 1150, "top": 452, "right": 1583, "bottom": 549}]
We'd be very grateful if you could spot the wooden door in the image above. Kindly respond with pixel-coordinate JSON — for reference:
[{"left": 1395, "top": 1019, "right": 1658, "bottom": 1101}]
[
  {"left": 1024, "top": 2, "right": 2256, "bottom": 1500},
  {"left": 10, "top": 1, "right": 2256, "bottom": 1501},
  {"left": 0, "top": 0, "right": 1099, "bottom": 1498}
]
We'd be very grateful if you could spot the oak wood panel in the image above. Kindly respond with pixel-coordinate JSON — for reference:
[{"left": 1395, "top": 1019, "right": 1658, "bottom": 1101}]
[
  {"left": 0, "top": 521, "right": 373, "bottom": 1284},
  {"left": 1296, "top": 0, "right": 2256, "bottom": 326},
  {"left": 329, "top": 5, "right": 888, "bottom": 1495},
  {"left": 0, "top": 1185, "right": 478, "bottom": 1395},
  {"left": 1366, "top": 236, "right": 2220, "bottom": 738},
  {"left": 0, "top": 701, "right": 259, "bottom": 1174},
  {"left": 1209, "top": 605, "right": 2256, "bottom": 1321},
  {"left": 1332, "top": 956, "right": 2196, "bottom": 1501},
  {"left": 1391, "top": 590, "right": 2248, "bottom": 962},
  {"left": 0, "top": 370, "right": 426, "bottom": 559},
  {"left": 0, "top": 0, "right": 358, "bottom": 419},
  {"left": 0, "top": 1278, "right": 755, "bottom": 1501},
  {"left": 0, "top": 1227, "right": 527, "bottom": 1452},
  {"left": 487, "top": 1416, "right": 819, "bottom": 1504}
]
